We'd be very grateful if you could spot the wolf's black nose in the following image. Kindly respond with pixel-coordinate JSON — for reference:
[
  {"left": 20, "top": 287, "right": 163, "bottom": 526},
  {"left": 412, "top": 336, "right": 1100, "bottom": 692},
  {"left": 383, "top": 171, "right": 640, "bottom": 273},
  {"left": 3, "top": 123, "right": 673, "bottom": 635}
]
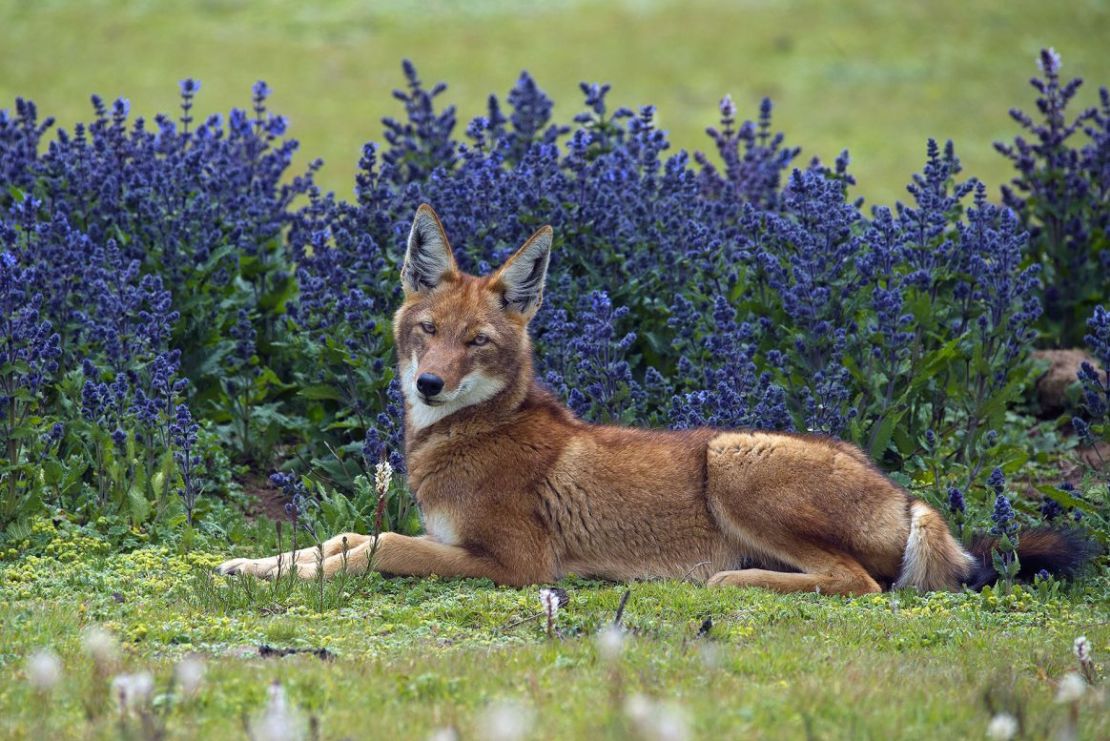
[{"left": 417, "top": 373, "right": 444, "bottom": 397}]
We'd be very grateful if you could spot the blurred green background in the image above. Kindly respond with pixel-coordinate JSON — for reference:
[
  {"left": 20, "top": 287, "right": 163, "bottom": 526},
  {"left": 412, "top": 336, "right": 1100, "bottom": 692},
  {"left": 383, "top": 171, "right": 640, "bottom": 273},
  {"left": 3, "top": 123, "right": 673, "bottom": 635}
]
[{"left": 3, "top": 0, "right": 1108, "bottom": 205}]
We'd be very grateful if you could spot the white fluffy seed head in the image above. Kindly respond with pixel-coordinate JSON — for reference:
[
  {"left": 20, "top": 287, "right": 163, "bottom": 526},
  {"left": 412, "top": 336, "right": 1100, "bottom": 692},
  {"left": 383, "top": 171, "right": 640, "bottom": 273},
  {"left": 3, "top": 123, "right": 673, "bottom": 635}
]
[
  {"left": 111, "top": 672, "right": 154, "bottom": 712},
  {"left": 596, "top": 624, "right": 626, "bottom": 662},
  {"left": 175, "top": 656, "right": 206, "bottom": 696},
  {"left": 82, "top": 626, "right": 119, "bottom": 666},
  {"left": 477, "top": 700, "right": 533, "bottom": 741},
  {"left": 253, "top": 681, "right": 306, "bottom": 741},
  {"left": 427, "top": 728, "right": 460, "bottom": 741},
  {"left": 1056, "top": 672, "right": 1087, "bottom": 704},
  {"left": 986, "top": 712, "right": 1018, "bottom": 741},
  {"left": 1074, "top": 636, "right": 1091, "bottom": 663},
  {"left": 26, "top": 649, "right": 63, "bottom": 691},
  {"left": 539, "top": 589, "right": 560, "bottom": 620},
  {"left": 698, "top": 641, "right": 720, "bottom": 669},
  {"left": 624, "top": 694, "right": 653, "bottom": 724},
  {"left": 652, "top": 704, "right": 691, "bottom": 741},
  {"left": 623, "top": 694, "right": 690, "bottom": 741}
]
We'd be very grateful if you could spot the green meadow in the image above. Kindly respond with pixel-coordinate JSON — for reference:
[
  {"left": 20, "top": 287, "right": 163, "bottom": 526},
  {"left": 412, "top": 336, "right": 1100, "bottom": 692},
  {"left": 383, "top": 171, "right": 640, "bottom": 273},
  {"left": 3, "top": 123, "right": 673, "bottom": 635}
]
[
  {"left": 3, "top": 0, "right": 1109, "bottom": 204},
  {"left": 2, "top": 2, "right": 1109, "bottom": 738},
  {"left": 1, "top": 521, "right": 1107, "bottom": 738}
]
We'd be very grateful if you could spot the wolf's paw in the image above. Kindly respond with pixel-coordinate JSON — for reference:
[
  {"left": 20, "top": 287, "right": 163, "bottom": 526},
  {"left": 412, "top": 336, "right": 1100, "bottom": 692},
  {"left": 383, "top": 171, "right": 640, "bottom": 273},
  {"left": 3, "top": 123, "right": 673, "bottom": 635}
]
[
  {"left": 214, "top": 557, "right": 279, "bottom": 579},
  {"left": 706, "top": 570, "right": 744, "bottom": 588},
  {"left": 214, "top": 557, "right": 321, "bottom": 580}
]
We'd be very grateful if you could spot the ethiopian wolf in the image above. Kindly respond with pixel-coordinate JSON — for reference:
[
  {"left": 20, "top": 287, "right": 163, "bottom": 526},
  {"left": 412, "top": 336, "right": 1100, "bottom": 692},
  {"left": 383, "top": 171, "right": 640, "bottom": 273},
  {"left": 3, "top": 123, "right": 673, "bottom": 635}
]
[{"left": 217, "top": 205, "right": 1091, "bottom": 594}]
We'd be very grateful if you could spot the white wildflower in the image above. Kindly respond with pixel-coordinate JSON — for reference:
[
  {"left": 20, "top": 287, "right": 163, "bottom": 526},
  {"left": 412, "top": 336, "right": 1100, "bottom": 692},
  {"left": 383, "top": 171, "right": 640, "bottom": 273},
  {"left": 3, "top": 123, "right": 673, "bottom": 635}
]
[
  {"left": 986, "top": 712, "right": 1018, "bottom": 740},
  {"left": 111, "top": 671, "right": 154, "bottom": 713},
  {"left": 624, "top": 694, "right": 690, "bottom": 741},
  {"left": 175, "top": 655, "right": 206, "bottom": 696},
  {"left": 477, "top": 700, "right": 533, "bottom": 741},
  {"left": 427, "top": 728, "right": 460, "bottom": 741},
  {"left": 375, "top": 459, "right": 393, "bottom": 494},
  {"left": 698, "top": 640, "right": 720, "bottom": 669},
  {"left": 596, "top": 624, "right": 626, "bottom": 661},
  {"left": 253, "top": 680, "right": 306, "bottom": 741},
  {"left": 1074, "top": 636, "right": 1091, "bottom": 663},
  {"left": 653, "top": 704, "right": 691, "bottom": 741},
  {"left": 26, "top": 649, "right": 62, "bottom": 691},
  {"left": 82, "top": 626, "right": 119, "bottom": 666},
  {"left": 624, "top": 693, "right": 653, "bottom": 724},
  {"left": 539, "top": 588, "right": 560, "bottom": 631},
  {"left": 1056, "top": 672, "right": 1087, "bottom": 703}
]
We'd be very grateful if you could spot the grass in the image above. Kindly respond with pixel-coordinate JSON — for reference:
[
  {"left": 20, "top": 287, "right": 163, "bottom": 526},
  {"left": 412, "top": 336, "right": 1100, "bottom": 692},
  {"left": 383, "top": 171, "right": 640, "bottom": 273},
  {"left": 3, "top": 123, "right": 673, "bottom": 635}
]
[
  {"left": 2, "top": 1, "right": 1109, "bottom": 205},
  {"left": 3, "top": 3, "right": 1110, "bottom": 737},
  {"left": 1, "top": 520, "right": 1107, "bottom": 738}
]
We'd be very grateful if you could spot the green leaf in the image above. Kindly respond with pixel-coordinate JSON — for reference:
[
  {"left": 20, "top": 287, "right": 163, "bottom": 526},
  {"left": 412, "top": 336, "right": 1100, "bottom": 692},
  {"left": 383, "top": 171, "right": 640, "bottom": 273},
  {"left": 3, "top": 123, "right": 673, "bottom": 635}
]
[
  {"left": 996, "top": 447, "right": 1030, "bottom": 475},
  {"left": 128, "top": 486, "right": 152, "bottom": 525},
  {"left": 892, "top": 424, "right": 917, "bottom": 457},
  {"left": 299, "top": 384, "right": 344, "bottom": 401},
  {"left": 1034, "top": 484, "right": 1099, "bottom": 515},
  {"left": 869, "top": 410, "right": 904, "bottom": 460},
  {"left": 255, "top": 366, "right": 295, "bottom": 393},
  {"left": 43, "top": 459, "right": 64, "bottom": 486},
  {"left": 259, "top": 276, "right": 297, "bottom": 312}
]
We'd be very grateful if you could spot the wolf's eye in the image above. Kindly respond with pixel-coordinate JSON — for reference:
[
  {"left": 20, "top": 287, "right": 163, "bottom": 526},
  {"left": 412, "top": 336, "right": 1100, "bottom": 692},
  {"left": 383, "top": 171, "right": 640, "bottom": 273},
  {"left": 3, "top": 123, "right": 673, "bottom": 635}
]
[
  {"left": 469, "top": 334, "right": 489, "bottom": 347},
  {"left": 419, "top": 322, "right": 436, "bottom": 335}
]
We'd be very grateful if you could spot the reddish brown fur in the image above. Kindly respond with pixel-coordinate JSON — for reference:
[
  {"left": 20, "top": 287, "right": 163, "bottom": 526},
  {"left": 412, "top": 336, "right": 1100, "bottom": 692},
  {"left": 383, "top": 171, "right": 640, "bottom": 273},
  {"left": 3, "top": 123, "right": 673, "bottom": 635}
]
[{"left": 217, "top": 205, "right": 977, "bottom": 596}]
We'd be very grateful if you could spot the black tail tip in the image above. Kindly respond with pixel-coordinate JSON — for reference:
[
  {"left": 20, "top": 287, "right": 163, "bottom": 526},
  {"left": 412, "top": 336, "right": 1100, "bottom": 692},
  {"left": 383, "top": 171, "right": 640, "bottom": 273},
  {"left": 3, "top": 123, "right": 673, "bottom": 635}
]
[{"left": 965, "top": 527, "right": 1100, "bottom": 591}]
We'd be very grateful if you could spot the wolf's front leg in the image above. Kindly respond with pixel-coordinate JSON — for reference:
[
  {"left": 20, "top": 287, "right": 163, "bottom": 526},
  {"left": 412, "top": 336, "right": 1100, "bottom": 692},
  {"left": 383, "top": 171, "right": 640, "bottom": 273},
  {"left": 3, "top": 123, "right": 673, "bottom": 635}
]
[
  {"left": 289, "top": 532, "right": 550, "bottom": 587},
  {"left": 215, "top": 532, "right": 372, "bottom": 578}
]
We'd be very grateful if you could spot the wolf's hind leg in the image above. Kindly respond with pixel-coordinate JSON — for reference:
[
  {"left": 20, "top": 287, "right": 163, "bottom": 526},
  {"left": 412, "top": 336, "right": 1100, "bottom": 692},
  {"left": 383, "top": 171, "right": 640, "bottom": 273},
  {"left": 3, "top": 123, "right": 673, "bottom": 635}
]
[
  {"left": 707, "top": 551, "right": 880, "bottom": 596},
  {"left": 704, "top": 432, "right": 907, "bottom": 594},
  {"left": 215, "top": 532, "right": 372, "bottom": 578}
]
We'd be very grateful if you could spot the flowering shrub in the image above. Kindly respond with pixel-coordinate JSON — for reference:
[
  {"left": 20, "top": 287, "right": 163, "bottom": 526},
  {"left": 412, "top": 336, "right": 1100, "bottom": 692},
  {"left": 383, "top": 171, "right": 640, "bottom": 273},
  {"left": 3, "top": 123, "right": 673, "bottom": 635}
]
[
  {"left": 1, "top": 54, "right": 1107, "bottom": 553},
  {"left": 996, "top": 48, "right": 1110, "bottom": 346},
  {"left": 296, "top": 64, "right": 1043, "bottom": 491},
  {"left": 1073, "top": 305, "right": 1109, "bottom": 517},
  {"left": 0, "top": 81, "right": 313, "bottom": 533}
]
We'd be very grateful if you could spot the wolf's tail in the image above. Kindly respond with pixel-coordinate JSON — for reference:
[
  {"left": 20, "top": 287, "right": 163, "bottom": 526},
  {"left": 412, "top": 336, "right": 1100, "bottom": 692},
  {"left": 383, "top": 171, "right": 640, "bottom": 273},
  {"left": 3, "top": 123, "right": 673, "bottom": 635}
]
[
  {"left": 963, "top": 527, "right": 1097, "bottom": 590},
  {"left": 894, "top": 500, "right": 975, "bottom": 591},
  {"left": 893, "top": 499, "right": 1097, "bottom": 591}
]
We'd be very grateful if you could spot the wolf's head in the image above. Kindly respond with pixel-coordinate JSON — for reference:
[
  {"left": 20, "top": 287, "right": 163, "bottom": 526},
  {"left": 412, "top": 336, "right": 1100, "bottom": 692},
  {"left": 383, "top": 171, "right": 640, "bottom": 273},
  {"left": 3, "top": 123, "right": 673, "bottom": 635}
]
[{"left": 392, "top": 204, "right": 553, "bottom": 431}]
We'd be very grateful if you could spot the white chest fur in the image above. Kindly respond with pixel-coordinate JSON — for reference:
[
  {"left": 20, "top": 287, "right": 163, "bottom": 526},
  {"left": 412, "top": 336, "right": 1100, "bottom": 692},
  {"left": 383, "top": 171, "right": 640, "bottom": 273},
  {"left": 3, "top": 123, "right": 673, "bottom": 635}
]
[{"left": 422, "top": 508, "right": 461, "bottom": 546}]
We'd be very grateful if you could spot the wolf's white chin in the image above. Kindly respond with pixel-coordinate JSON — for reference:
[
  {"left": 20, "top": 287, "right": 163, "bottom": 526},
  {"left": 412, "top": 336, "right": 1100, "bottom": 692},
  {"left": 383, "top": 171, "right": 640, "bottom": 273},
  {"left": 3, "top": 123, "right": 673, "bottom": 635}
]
[{"left": 401, "top": 353, "right": 505, "bottom": 431}]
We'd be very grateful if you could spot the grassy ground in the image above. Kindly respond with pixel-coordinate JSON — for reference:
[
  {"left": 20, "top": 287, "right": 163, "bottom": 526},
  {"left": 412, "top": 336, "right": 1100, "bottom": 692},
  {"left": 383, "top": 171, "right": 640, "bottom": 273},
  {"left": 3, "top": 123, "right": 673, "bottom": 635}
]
[
  {"left": 2, "top": 1, "right": 1109, "bottom": 205},
  {"left": 4, "top": 4, "right": 1110, "bottom": 738},
  {"left": 0, "top": 521, "right": 1106, "bottom": 739}
]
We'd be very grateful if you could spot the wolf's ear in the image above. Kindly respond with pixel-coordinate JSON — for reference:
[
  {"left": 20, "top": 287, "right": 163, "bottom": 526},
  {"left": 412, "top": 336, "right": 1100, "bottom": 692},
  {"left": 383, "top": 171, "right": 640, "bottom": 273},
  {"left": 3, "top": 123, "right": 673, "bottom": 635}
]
[
  {"left": 402, "top": 204, "right": 458, "bottom": 295},
  {"left": 493, "top": 225, "right": 553, "bottom": 320}
]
